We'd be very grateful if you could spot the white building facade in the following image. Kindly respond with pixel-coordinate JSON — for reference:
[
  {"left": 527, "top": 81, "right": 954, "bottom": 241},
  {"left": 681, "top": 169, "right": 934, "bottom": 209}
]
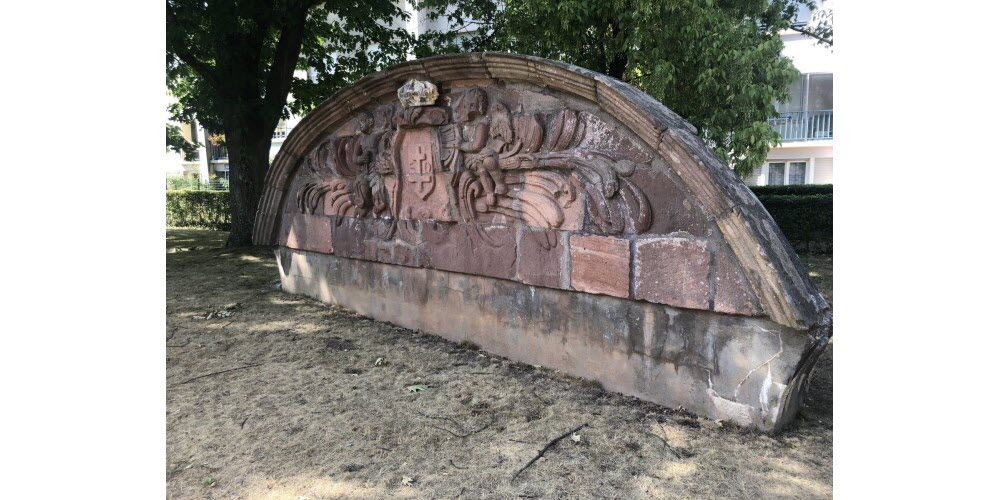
[{"left": 745, "top": 3, "right": 834, "bottom": 186}]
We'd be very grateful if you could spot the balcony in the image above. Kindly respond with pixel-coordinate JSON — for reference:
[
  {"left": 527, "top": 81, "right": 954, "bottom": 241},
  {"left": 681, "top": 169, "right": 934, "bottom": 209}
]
[
  {"left": 769, "top": 110, "right": 833, "bottom": 142},
  {"left": 208, "top": 142, "right": 228, "bottom": 161}
]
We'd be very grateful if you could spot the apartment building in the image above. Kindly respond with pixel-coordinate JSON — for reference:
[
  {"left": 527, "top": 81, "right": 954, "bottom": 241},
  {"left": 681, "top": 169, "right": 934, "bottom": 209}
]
[{"left": 745, "top": 3, "right": 834, "bottom": 186}]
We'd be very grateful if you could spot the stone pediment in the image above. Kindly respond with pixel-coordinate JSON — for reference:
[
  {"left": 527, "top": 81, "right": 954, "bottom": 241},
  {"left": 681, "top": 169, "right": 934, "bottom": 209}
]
[{"left": 254, "top": 53, "right": 831, "bottom": 431}]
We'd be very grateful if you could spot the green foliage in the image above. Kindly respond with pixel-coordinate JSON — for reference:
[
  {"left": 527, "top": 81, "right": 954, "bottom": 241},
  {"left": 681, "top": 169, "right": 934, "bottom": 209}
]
[
  {"left": 166, "top": 176, "right": 229, "bottom": 191},
  {"left": 167, "top": 0, "right": 492, "bottom": 246},
  {"left": 754, "top": 193, "right": 832, "bottom": 254},
  {"left": 483, "top": 0, "right": 810, "bottom": 177},
  {"left": 789, "top": 1, "right": 833, "bottom": 47},
  {"left": 167, "top": 0, "right": 489, "bottom": 130},
  {"left": 749, "top": 184, "right": 832, "bottom": 196},
  {"left": 166, "top": 190, "right": 231, "bottom": 230},
  {"left": 166, "top": 176, "right": 200, "bottom": 190},
  {"left": 166, "top": 124, "right": 200, "bottom": 161}
]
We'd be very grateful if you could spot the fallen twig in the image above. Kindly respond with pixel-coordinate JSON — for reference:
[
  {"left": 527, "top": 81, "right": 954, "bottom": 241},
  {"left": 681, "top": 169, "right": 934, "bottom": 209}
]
[
  {"left": 530, "top": 388, "right": 551, "bottom": 405},
  {"left": 417, "top": 411, "right": 464, "bottom": 429},
  {"left": 511, "top": 423, "right": 587, "bottom": 481},
  {"left": 658, "top": 421, "right": 680, "bottom": 458},
  {"left": 449, "top": 459, "right": 467, "bottom": 470},
  {"left": 240, "top": 417, "right": 249, "bottom": 429},
  {"left": 167, "top": 339, "right": 191, "bottom": 348},
  {"left": 169, "top": 363, "right": 264, "bottom": 387},
  {"left": 419, "top": 411, "right": 496, "bottom": 438}
]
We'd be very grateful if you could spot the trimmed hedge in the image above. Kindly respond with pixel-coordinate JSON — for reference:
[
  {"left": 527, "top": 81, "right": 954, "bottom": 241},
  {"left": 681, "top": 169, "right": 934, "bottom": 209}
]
[
  {"left": 754, "top": 193, "right": 832, "bottom": 254},
  {"left": 166, "top": 190, "right": 231, "bottom": 230},
  {"left": 749, "top": 184, "right": 832, "bottom": 196}
]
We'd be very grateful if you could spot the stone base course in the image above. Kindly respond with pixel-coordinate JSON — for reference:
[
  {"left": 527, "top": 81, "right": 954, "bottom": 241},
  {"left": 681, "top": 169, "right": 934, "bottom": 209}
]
[{"left": 276, "top": 247, "right": 829, "bottom": 432}]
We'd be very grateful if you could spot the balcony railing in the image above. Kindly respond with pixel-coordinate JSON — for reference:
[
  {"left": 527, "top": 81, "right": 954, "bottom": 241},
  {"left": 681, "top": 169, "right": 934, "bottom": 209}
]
[
  {"left": 208, "top": 142, "right": 228, "bottom": 161},
  {"left": 769, "top": 110, "right": 833, "bottom": 142}
]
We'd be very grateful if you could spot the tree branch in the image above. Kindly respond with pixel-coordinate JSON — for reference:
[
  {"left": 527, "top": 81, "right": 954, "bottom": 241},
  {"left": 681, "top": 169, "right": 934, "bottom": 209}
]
[
  {"left": 261, "top": 0, "right": 320, "bottom": 128},
  {"left": 166, "top": 2, "right": 221, "bottom": 89},
  {"left": 788, "top": 24, "right": 832, "bottom": 47}
]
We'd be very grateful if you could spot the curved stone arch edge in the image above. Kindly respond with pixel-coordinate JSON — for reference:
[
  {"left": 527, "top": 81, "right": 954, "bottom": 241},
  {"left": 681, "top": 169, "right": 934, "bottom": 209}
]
[{"left": 253, "top": 52, "right": 829, "bottom": 332}]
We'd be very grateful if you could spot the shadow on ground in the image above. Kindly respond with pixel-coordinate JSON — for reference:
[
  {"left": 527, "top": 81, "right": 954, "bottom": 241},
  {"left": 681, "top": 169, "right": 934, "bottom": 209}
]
[{"left": 167, "top": 229, "right": 833, "bottom": 499}]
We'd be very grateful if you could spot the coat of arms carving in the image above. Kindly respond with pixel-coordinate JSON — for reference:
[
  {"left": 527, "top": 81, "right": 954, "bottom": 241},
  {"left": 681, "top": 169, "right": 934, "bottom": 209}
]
[{"left": 295, "top": 82, "right": 652, "bottom": 240}]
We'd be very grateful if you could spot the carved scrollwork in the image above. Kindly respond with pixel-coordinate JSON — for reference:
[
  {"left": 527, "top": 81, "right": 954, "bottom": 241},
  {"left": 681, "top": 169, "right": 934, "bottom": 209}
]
[
  {"left": 296, "top": 84, "right": 652, "bottom": 238},
  {"left": 445, "top": 88, "right": 651, "bottom": 235},
  {"left": 296, "top": 109, "right": 395, "bottom": 218}
]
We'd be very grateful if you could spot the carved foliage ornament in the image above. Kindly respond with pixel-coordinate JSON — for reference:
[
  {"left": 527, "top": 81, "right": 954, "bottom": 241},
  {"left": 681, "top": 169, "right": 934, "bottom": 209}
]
[{"left": 296, "top": 84, "right": 652, "bottom": 242}]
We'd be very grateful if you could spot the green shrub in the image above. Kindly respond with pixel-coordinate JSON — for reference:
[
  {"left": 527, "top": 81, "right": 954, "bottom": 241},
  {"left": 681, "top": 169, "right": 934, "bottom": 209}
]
[
  {"left": 754, "top": 193, "right": 832, "bottom": 254},
  {"left": 166, "top": 176, "right": 201, "bottom": 190},
  {"left": 165, "top": 176, "right": 229, "bottom": 191},
  {"left": 166, "top": 190, "right": 231, "bottom": 230},
  {"left": 749, "top": 184, "right": 832, "bottom": 196}
]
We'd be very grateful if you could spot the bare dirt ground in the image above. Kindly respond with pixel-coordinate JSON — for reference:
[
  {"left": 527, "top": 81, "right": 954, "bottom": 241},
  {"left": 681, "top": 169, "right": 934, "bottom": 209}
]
[{"left": 167, "top": 229, "right": 833, "bottom": 499}]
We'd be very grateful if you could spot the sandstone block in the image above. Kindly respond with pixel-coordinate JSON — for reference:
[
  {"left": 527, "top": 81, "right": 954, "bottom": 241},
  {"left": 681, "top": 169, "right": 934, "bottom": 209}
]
[
  {"left": 713, "top": 247, "right": 762, "bottom": 316},
  {"left": 570, "top": 235, "right": 630, "bottom": 298},
  {"left": 634, "top": 236, "right": 710, "bottom": 310},
  {"left": 425, "top": 222, "right": 517, "bottom": 280},
  {"left": 516, "top": 228, "right": 565, "bottom": 289}
]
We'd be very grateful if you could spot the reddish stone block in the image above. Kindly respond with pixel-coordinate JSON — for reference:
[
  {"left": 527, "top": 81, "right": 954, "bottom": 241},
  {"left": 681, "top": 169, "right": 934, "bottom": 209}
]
[
  {"left": 304, "top": 215, "right": 333, "bottom": 254},
  {"left": 425, "top": 222, "right": 517, "bottom": 280},
  {"left": 395, "top": 219, "right": 422, "bottom": 246},
  {"left": 633, "top": 236, "right": 710, "bottom": 310},
  {"left": 570, "top": 235, "right": 630, "bottom": 298},
  {"left": 330, "top": 216, "right": 367, "bottom": 259},
  {"left": 629, "top": 168, "right": 710, "bottom": 237},
  {"left": 285, "top": 214, "right": 306, "bottom": 249},
  {"left": 390, "top": 244, "right": 424, "bottom": 268},
  {"left": 713, "top": 247, "right": 762, "bottom": 316},
  {"left": 516, "top": 228, "right": 565, "bottom": 289},
  {"left": 286, "top": 214, "right": 332, "bottom": 254},
  {"left": 277, "top": 212, "right": 293, "bottom": 247}
]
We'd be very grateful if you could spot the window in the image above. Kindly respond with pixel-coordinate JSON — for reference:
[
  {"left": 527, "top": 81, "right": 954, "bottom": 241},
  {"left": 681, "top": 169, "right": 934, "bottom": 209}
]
[
  {"left": 788, "top": 162, "right": 807, "bottom": 185},
  {"left": 768, "top": 163, "right": 785, "bottom": 185},
  {"left": 806, "top": 74, "right": 833, "bottom": 111},
  {"left": 766, "top": 161, "right": 809, "bottom": 185},
  {"left": 776, "top": 73, "right": 833, "bottom": 113}
]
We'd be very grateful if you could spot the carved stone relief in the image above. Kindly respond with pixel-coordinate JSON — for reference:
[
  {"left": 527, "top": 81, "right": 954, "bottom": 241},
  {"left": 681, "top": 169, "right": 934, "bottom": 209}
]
[
  {"left": 295, "top": 84, "right": 652, "bottom": 244},
  {"left": 262, "top": 54, "right": 831, "bottom": 432}
]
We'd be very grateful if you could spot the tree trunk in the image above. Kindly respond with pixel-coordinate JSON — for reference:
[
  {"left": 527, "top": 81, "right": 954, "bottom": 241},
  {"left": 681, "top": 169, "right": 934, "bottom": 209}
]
[
  {"left": 225, "top": 125, "right": 272, "bottom": 248},
  {"left": 607, "top": 51, "right": 628, "bottom": 81}
]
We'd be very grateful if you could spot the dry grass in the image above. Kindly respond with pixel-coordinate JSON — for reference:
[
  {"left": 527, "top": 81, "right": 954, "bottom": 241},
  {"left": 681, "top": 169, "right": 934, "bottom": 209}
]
[{"left": 167, "top": 229, "right": 833, "bottom": 499}]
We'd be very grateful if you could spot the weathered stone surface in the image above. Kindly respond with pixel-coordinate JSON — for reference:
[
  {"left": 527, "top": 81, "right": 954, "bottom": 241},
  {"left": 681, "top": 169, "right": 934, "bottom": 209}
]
[
  {"left": 713, "top": 246, "right": 762, "bottom": 316},
  {"left": 570, "top": 235, "right": 630, "bottom": 298},
  {"left": 424, "top": 222, "right": 517, "bottom": 280},
  {"left": 516, "top": 227, "right": 565, "bottom": 289},
  {"left": 286, "top": 214, "right": 332, "bottom": 254},
  {"left": 633, "top": 236, "right": 711, "bottom": 310},
  {"left": 397, "top": 79, "right": 439, "bottom": 107},
  {"left": 397, "top": 128, "right": 454, "bottom": 221},
  {"left": 255, "top": 54, "right": 832, "bottom": 430},
  {"left": 276, "top": 248, "right": 828, "bottom": 432},
  {"left": 630, "top": 166, "right": 710, "bottom": 237}
]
